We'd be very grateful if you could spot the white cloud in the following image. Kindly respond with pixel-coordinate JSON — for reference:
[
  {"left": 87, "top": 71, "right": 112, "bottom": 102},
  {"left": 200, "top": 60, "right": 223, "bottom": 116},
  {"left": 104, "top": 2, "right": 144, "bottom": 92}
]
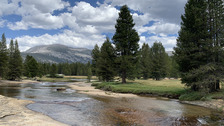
[
  {"left": 66, "top": 2, "right": 118, "bottom": 34},
  {"left": 6, "top": 0, "right": 69, "bottom": 30},
  {"left": 104, "top": 0, "right": 187, "bottom": 24},
  {"left": 137, "top": 22, "right": 180, "bottom": 35},
  {"left": 16, "top": 30, "right": 105, "bottom": 52},
  {"left": 139, "top": 36, "right": 146, "bottom": 48},
  {"left": 7, "top": 21, "right": 28, "bottom": 30},
  {"left": 132, "top": 13, "right": 155, "bottom": 27},
  {"left": 19, "top": 0, "right": 69, "bottom": 14},
  {"left": 0, "top": 0, "right": 19, "bottom": 16},
  {"left": 146, "top": 35, "right": 177, "bottom": 51}
]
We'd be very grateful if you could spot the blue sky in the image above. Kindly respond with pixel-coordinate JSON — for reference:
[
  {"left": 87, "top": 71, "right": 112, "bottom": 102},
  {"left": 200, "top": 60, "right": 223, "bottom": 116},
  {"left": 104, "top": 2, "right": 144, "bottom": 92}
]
[{"left": 0, "top": 0, "right": 187, "bottom": 51}]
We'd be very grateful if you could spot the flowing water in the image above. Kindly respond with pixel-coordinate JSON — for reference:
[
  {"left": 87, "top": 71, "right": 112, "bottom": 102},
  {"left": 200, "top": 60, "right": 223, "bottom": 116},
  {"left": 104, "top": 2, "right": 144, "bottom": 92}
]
[{"left": 0, "top": 81, "right": 223, "bottom": 126}]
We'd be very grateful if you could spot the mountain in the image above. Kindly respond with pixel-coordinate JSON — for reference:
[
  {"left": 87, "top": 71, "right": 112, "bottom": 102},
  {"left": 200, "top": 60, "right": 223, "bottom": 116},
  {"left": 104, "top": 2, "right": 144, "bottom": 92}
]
[{"left": 21, "top": 44, "right": 92, "bottom": 63}]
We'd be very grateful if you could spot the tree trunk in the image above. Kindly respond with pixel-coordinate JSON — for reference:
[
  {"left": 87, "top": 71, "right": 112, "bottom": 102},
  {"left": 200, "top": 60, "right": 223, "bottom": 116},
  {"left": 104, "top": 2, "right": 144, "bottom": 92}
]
[
  {"left": 215, "top": 80, "right": 220, "bottom": 90},
  {"left": 122, "top": 70, "right": 126, "bottom": 83}
]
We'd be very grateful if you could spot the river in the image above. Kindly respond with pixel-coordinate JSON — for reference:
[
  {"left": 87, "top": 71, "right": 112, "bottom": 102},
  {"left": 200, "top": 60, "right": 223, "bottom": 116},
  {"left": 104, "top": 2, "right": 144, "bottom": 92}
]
[{"left": 0, "top": 81, "right": 223, "bottom": 126}]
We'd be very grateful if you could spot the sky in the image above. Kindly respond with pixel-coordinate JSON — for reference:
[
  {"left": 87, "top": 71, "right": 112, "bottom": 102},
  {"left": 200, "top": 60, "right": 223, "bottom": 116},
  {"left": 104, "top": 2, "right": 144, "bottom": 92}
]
[{"left": 0, "top": 0, "right": 187, "bottom": 52}]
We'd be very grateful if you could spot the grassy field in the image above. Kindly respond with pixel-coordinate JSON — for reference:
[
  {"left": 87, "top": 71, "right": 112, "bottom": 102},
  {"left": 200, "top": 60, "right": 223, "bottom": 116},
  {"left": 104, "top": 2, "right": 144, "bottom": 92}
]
[
  {"left": 92, "top": 79, "right": 186, "bottom": 98},
  {"left": 92, "top": 79, "right": 224, "bottom": 101}
]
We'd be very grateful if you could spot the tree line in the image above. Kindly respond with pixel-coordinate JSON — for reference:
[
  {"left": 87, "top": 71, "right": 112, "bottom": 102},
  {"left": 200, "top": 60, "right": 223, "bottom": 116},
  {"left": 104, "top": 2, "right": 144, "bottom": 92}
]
[
  {"left": 92, "top": 39, "right": 179, "bottom": 82},
  {"left": 23, "top": 55, "right": 91, "bottom": 78},
  {"left": 0, "top": 35, "right": 91, "bottom": 80},
  {"left": 92, "top": 5, "right": 179, "bottom": 83}
]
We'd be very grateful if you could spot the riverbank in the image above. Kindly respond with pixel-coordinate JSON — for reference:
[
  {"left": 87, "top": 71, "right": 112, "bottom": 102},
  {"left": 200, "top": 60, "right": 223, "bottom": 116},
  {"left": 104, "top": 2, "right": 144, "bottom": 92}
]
[
  {"left": 68, "top": 82, "right": 138, "bottom": 98},
  {"left": 0, "top": 80, "right": 38, "bottom": 85},
  {"left": 0, "top": 80, "right": 68, "bottom": 126},
  {"left": 68, "top": 81, "right": 224, "bottom": 113}
]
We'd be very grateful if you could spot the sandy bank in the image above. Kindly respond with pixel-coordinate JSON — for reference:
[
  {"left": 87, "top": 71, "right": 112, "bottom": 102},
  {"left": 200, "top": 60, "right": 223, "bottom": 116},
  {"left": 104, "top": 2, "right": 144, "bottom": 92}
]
[
  {"left": 68, "top": 82, "right": 138, "bottom": 98},
  {"left": 0, "top": 80, "right": 68, "bottom": 126},
  {"left": 0, "top": 80, "right": 38, "bottom": 85}
]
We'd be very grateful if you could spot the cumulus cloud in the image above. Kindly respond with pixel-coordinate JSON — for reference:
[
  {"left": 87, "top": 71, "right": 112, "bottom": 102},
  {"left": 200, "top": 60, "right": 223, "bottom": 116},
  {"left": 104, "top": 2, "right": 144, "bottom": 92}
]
[
  {"left": 0, "top": 0, "right": 19, "bottom": 16},
  {"left": 104, "top": 0, "right": 187, "bottom": 24},
  {"left": 147, "top": 35, "right": 177, "bottom": 51},
  {"left": 16, "top": 30, "right": 105, "bottom": 52},
  {"left": 6, "top": 0, "right": 69, "bottom": 30},
  {"left": 1, "top": 0, "right": 188, "bottom": 51},
  {"left": 67, "top": 2, "right": 118, "bottom": 33},
  {"left": 137, "top": 22, "right": 180, "bottom": 35}
]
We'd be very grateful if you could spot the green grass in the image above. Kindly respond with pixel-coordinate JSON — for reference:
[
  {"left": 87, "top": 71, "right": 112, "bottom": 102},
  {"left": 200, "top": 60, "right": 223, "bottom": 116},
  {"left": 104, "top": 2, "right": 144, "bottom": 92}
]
[
  {"left": 63, "top": 76, "right": 98, "bottom": 80},
  {"left": 92, "top": 79, "right": 224, "bottom": 101},
  {"left": 92, "top": 79, "right": 187, "bottom": 98},
  {"left": 179, "top": 91, "right": 206, "bottom": 101}
]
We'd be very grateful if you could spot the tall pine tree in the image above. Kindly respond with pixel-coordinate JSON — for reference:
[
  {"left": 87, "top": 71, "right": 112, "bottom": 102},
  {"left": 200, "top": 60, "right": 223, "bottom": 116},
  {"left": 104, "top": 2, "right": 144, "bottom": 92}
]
[
  {"left": 140, "top": 43, "right": 152, "bottom": 79},
  {"left": 7, "top": 39, "right": 16, "bottom": 80},
  {"left": 14, "top": 40, "right": 23, "bottom": 79},
  {"left": 206, "top": 0, "right": 224, "bottom": 91},
  {"left": 0, "top": 33, "right": 8, "bottom": 79},
  {"left": 112, "top": 5, "right": 140, "bottom": 83},
  {"left": 174, "top": 0, "right": 224, "bottom": 92},
  {"left": 7, "top": 40, "right": 23, "bottom": 80},
  {"left": 174, "top": 0, "right": 209, "bottom": 91},
  {"left": 151, "top": 42, "right": 168, "bottom": 80},
  {"left": 91, "top": 44, "right": 100, "bottom": 80},
  {"left": 98, "top": 37, "right": 116, "bottom": 82},
  {"left": 24, "top": 55, "right": 38, "bottom": 78}
]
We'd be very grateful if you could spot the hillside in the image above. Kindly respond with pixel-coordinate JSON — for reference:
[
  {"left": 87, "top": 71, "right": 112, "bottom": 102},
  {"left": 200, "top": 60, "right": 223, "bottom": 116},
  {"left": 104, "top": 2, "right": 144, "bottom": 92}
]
[{"left": 21, "top": 44, "right": 92, "bottom": 63}]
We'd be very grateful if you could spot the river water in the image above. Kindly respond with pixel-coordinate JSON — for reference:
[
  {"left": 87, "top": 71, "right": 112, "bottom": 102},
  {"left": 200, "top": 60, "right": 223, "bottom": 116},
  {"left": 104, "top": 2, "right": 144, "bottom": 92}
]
[{"left": 0, "top": 82, "right": 223, "bottom": 126}]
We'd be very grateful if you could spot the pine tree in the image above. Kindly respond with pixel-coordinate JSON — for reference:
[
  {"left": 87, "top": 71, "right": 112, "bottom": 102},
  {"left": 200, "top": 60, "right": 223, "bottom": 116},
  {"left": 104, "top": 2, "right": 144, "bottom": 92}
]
[
  {"left": 62, "top": 63, "right": 71, "bottom": 75},
  {"left": 174, "top": 0, "right": 224, "bottom": 92},
  {"left": 0, "top": 33, "right": 8, "bottom": 79},
  {"left": 7, "top": 40, "right": 15, "bottom": 80},
  {"left": 87, "top": 67, "right": 92, "bottom": 82},
  {"left": 7, "top": 40, "right": 23, "bottom": 80},
  {"left": 50, "top": 64, "right": 57, "bottom": 77},
  {"left": 140, "top": 43, "right": 152, "bottom": 79},
  {"left": 169, "top": 56, "right": 180, "bottom": 79},
  {"left": 112, "top": 5, "right": 140, "bottom": 83},
  {"left": 174, "top": 0, "right": 209, "bottom": 90},
  {"left": 91, "top": 44, "right": 100, "bottom": 80},
  {"left": 37, "top": 63, "right": 44, "bottom": 78},
  {"left": 7, "top": 40, "right": 16, "bottom": 80},
  {"left": 24, "top": 55, "right": 38, "bottom": 78},
  {"left": 98, "top": 37, "right": 116, "bottom": 82},
  {"left": 151, "top": 42, "right": 168, "bottom": 80},
  {"left": 14, "top": 40, "right": 23, "bottom": 79},
  {"left": 206, "top": 0, "right": 224, "bottom": 91}
]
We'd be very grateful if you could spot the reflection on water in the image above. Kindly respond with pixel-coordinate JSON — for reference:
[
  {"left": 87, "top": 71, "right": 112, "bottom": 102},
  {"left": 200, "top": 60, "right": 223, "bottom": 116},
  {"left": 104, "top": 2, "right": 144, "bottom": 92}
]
[{"left": 0, "top": 82, "right": 223, "bottom": 126}]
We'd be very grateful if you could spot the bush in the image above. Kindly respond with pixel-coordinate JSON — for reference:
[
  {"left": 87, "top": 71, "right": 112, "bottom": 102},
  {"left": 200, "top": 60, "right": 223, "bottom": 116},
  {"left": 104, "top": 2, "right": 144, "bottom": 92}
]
[{"left": 179, "top": 91, "right": 206, "bottom": 101}]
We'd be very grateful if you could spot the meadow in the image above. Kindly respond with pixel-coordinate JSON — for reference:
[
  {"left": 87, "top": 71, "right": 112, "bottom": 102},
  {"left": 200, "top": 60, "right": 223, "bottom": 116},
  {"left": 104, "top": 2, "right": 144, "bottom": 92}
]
[{"left": 92, "top": 78, "right": 224, "bottom": 101}]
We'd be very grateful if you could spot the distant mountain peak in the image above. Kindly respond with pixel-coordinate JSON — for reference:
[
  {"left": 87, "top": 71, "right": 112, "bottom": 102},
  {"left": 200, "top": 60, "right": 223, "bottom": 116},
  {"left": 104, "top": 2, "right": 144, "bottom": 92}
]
[{"left": 22, "top": 44, "right": 92, "bottom": 63}]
